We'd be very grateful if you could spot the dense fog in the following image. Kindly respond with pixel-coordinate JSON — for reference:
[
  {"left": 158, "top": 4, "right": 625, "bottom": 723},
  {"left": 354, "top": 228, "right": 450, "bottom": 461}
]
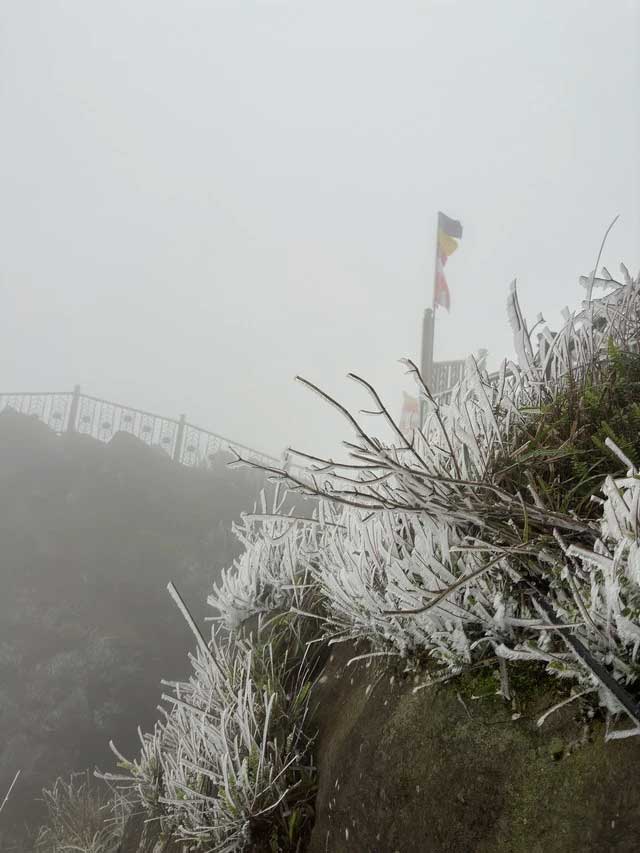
[
  {"left": 1, "top": 2, "right": 639, "bottom": 850},
  {"left": 2, "top": 1, "right": 638, "bottom": 458}
]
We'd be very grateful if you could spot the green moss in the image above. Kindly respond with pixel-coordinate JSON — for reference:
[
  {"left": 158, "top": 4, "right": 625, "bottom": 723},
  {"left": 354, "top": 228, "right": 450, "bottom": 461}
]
[
  {"left": 484, "top": 720, "right": 612, "bottom": 853},
  {"left": 458, "top": 664, "right": 501, "bottom": 698},
  {"left": 494, "top": 344, "right": 640, "bottom": 518},
  {"left": 307, "top": 641, "right": 640, "bottom": 853}
]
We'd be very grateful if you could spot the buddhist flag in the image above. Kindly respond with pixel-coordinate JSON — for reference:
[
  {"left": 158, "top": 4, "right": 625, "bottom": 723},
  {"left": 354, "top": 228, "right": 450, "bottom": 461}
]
[
  {"left": 399, "top": 392, "right": 419, "bottom": 435},
  {"left": 434, "top": 211, "right": 463, "bottom": 311}
]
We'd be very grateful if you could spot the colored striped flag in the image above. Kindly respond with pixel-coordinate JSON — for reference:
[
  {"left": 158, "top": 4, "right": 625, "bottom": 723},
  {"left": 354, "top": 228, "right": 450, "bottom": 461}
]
[{"left": 434, "top": 212, "right": 463, "bottom": 311}]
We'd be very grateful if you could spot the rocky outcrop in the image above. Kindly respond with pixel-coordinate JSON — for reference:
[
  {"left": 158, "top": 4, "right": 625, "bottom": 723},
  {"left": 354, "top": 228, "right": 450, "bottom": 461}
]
[{"left": 308, "top": 643, "right": 640, "bottom": 853}]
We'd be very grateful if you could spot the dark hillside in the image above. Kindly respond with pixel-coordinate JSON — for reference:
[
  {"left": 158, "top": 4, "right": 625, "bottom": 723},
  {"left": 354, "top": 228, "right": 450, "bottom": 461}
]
[{"left": 0, "top": 410, "right": 265, "bottom": 832}]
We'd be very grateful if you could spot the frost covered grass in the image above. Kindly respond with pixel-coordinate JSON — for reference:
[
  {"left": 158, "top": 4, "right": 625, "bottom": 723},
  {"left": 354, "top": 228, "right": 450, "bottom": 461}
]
[
  {"left": 0, "top": 770, "right": 20, "bottom": 816},
  {"left": 106, "top": 586, "right": 322, "bottom": 852},
  {"left": 35, "top": 771, "right": 126, "bottom": 853},
  {"left": 209, "top": 485, "right": 327, "bottom": 631}
]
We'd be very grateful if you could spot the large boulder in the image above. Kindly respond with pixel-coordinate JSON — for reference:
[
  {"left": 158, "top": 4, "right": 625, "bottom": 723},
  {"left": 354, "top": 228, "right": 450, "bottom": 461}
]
[{"left": 308, "top": 642, "right": 640, "bottom": 853}]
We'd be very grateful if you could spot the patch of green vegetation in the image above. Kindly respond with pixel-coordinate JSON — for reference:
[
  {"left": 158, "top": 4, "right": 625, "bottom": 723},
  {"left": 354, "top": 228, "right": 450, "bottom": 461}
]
[
  {"left": 481, "top": 717, "right": 615, "bottom": 853},
  {"left": 455, "top": 662, "right": 501, "bottom": 699},
  {"left": 453, "top": 660, "right": 571, "bottom": 720},
  {"left": 494, "top": 343, "right": 640, "bottom": 518},
  {"left": 508, "top": 661, "right": 568, "bottom": 703}
]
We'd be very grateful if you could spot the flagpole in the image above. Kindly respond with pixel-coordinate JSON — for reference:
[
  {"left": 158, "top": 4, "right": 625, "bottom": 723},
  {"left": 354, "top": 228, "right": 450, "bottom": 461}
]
[
  {"left": 430, "top": 210, "right": 440, "bottom": 357},
  {"left": 420, "top": 215, "right": 439, "bottom": 423}
]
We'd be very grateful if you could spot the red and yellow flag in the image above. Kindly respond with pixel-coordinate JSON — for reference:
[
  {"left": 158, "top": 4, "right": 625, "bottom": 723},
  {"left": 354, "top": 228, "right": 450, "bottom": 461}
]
[{"left": 434, "top": 211, "right": 463, "bottom": 311}]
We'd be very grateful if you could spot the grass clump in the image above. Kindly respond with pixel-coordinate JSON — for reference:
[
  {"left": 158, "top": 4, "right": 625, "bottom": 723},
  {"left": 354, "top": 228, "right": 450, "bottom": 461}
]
[
  {"left": 35, "top": 771, "right": 126, "bottom": 853},
  {"left": 105, "top": 593, "right": 324, "bottom": 852},
  {"left": 494, "top": 343, "right": 640, "bottom": 518}
]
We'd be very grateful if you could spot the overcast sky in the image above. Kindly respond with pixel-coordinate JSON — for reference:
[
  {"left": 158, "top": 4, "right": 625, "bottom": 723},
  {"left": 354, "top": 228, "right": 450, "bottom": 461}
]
[{"left": 2, "top": 1, "right": 639, "bottom": 459}]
